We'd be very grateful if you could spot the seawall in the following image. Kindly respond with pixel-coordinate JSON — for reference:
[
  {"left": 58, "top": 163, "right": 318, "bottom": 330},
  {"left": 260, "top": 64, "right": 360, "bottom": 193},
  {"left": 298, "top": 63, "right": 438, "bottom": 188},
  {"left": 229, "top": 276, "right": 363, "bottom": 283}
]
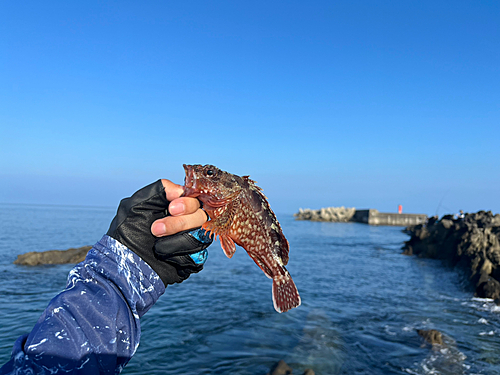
[{"left": 353, "top": 209, "right": 428, "bottom": 226}]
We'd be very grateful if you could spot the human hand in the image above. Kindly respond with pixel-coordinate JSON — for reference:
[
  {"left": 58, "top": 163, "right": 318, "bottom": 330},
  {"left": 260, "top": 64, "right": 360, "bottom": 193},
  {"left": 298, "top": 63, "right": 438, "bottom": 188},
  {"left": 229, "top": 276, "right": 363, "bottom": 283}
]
[
  {"left": 106, "top": 179, "right": 213, "bottom": 286},
  {"left": 150, "top": 179, "right": 207, "bottom": 237}
]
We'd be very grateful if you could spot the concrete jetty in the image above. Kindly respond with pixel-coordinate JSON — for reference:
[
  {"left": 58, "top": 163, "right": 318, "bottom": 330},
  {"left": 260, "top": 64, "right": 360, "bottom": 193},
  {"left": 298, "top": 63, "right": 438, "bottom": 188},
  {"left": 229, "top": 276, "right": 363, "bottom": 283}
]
[
  {"left": 295, "top": 207, "right": 427, "bottom": 226},
  {"left": 352, "top": 209, "right": 427, "bottom": 226}
]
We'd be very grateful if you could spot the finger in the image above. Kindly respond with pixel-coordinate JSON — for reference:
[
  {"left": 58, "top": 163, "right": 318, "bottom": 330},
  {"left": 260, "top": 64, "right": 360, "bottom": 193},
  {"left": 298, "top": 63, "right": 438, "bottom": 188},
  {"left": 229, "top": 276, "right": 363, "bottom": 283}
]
[
  {"left": 161, "top": 179, "right": 184, "bottom": 201},
  {"left": 168, "top": 197, "right": 201, "bottom": 216},
  {"left": 152, "top": 208, "right": 208, "bottom": 237}
]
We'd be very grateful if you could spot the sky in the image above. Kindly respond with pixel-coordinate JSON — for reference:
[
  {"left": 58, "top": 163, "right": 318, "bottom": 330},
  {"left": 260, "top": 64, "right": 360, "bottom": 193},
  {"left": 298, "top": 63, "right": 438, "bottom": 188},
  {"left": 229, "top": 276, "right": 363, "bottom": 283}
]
[{"left": 1, "top": 1, "right": 499, "bottom": 216}]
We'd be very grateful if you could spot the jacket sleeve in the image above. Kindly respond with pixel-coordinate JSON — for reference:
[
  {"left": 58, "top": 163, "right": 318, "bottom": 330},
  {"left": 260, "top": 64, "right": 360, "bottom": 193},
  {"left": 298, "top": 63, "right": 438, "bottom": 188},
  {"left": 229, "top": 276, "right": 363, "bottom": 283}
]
[{"left": 0, "top": 235, "right": 166, "bottom": 375}]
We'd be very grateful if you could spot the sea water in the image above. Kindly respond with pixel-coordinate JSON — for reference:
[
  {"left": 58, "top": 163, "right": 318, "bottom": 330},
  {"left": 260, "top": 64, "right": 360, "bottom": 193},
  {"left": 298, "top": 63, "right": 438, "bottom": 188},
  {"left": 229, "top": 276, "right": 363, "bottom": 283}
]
[{"left": 0, "top": 203, "right": 499, "bottom": 374}]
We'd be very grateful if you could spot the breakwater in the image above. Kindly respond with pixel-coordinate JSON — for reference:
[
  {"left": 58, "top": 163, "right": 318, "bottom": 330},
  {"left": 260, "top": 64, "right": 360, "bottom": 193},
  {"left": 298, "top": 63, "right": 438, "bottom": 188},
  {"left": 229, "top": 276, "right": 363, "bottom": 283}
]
[
  {"left": 294, "top": 207, "right": 427, "bottom": 226},
  {"left": 403, "top": 211, "right": 500, "bottom": 300}
]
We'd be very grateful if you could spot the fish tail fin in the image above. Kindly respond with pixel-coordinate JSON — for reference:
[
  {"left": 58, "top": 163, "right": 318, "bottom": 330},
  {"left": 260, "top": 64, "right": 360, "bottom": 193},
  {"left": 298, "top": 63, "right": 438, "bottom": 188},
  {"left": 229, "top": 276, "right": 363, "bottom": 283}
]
[{"left": 272, "top": 274, "right": 301, "bottom": 313}]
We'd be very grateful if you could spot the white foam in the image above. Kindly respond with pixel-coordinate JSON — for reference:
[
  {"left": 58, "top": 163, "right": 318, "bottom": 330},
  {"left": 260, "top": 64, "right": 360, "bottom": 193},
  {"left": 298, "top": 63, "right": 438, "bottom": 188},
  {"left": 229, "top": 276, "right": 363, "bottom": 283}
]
[
  {"left": 479, "top": 330, "right": 495, "bottom": 336},
  {"left": 464, "top": 297, "right": 500, "bottom": 313},
  {"left": 472, "top": 297, "right": 494, "bottom": 302}
]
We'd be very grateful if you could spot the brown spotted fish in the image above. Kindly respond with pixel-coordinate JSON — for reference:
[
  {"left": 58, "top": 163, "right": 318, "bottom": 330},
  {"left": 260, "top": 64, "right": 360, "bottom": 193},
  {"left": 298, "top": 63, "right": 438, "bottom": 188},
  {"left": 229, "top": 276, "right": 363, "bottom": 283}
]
[{"left": 182, "top": 164, "right": 301, "bottom": 313}]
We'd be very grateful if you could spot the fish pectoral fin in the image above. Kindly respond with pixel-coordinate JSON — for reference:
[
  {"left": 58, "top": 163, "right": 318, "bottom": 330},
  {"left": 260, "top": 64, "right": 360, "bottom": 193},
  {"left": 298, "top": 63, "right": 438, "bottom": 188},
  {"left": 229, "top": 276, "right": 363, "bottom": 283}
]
[
  {"left": 202, "top": 221, "right": 217, "bottom": 238},
  {"left": 219, "top": 234, "right": 236, "bottom": 258},
  {"left": 203, "top": 200, "right": 239, "bottom": 258}
]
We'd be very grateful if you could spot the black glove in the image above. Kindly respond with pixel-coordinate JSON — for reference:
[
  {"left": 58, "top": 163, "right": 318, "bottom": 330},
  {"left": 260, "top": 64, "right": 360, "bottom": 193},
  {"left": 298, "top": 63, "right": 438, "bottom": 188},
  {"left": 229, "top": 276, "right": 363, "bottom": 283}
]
[{"left": 106, "top": 180, "right": 213, "bottom": 286}]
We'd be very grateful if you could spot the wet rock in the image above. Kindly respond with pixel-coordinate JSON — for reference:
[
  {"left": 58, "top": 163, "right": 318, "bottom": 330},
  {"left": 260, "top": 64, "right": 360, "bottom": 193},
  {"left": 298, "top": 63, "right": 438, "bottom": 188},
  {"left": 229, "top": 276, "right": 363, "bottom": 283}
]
[
  {"left": 476, "top": 277, "right": 500, "bottom": 300},
  {"left": 14, "top": 246, "right": 92, "bottom": 266},
  {"left": 267, "top": 360, "right": 292, "bottom": 375},
  {"left": 403, "top": 211, "right": 500, "bottom": 299},
  {"left": 417, "top": 329, "right": 444, "bottom": 346},
  {"left": 266, "top": 360, "right": 315, "bottom": 375},
  {"left": 415, "top": 329, "right": 465, "bottom": 374}
]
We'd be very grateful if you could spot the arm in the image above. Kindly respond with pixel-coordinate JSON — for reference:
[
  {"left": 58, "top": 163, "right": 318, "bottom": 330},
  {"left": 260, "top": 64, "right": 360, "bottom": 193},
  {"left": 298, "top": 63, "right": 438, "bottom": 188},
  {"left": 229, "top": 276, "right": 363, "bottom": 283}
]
[
  {"left": 1, "top": 179, "right": 211, "bottom": 375},
  {"left": 1, "top": 235, "right": 163, "bottom": 374}
]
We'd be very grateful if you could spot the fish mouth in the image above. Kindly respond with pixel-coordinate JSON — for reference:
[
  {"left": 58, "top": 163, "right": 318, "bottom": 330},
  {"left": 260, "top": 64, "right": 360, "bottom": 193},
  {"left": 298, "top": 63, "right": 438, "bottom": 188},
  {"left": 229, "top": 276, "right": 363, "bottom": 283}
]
[{"left": 182, "top": 164, "right": 200, "bottom": 198}]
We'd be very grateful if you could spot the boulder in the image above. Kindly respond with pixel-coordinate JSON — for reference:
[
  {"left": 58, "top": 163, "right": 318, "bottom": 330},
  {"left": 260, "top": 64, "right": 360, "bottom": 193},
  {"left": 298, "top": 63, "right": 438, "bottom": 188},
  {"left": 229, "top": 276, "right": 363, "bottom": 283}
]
[
  {"left": 266, "top": 360, "right": 315, "bottom": 375},
  {"left": 417, "top": 329, "right": 444, "bottom": 346},
  {"left": 476, "top": 277, "right": 500, "bottom": 300},
  {"left": 14, "top": 246, "right": 92, "bottom": 266},
  {"left": 267, "top": 360, "right": 292, "bottom": 375}
]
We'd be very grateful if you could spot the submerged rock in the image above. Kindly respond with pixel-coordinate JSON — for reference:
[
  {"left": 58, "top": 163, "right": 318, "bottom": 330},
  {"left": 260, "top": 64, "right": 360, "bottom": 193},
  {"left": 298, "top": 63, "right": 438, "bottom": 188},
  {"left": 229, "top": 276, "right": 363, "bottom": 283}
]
[
  {"left": 267, "top": 360, "right": 292, "bottom": 375},
  {"left": 415, "top": 329, "right": 465, "bottom": 375},
  {"left": 266, "top": 360, "right": 314, "bottom": 375},
  {"left": 14, "top": 246, "right": 92, "bottom": 266},
  {"left": 403, "top": 210, "right": 500, "bottom": 299},
  {"left": 417, "top": 329, "right": 444, "bottom": 346}
]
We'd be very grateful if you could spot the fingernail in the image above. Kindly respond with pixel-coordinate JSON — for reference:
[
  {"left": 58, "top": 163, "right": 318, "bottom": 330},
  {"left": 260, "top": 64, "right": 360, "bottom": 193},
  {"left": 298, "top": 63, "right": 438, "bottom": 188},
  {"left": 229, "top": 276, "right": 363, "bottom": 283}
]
[
  {"left": 152, "top": 222, "right": 167, "bottom": 236},
  {"left": 169, "top": 202, "right": 185, "bottom": 216}
]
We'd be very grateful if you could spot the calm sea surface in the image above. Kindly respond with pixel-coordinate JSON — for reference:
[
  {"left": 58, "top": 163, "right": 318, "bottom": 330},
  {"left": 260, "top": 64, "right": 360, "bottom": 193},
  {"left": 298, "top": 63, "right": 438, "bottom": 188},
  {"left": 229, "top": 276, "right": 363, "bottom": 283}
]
[{"left": 0, "top": 203, "right": 499, "bottom": 375}]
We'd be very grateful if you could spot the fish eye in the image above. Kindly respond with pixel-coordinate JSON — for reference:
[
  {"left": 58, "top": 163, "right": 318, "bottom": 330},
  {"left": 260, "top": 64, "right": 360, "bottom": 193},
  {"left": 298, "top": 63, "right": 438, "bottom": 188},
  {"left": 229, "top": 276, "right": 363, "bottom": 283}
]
[{"left": 206, "top": 169, "right": 214, "bottom": 177}]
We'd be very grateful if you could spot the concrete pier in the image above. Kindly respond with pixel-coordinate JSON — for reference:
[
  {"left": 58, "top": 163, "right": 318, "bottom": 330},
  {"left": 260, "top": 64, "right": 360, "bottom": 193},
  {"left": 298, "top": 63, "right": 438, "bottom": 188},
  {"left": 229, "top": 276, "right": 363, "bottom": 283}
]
[
  {"left": 352, "top": 209, "right": 427, "bottom": 226},
  {"left": 295, "top": 207, "right": 428, "bottom": 226}
]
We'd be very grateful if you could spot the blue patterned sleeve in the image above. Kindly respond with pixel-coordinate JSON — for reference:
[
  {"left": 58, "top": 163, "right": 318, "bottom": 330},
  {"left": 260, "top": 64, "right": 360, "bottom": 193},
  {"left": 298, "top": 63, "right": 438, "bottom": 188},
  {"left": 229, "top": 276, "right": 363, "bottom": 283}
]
[{"left": 0, "top": 235, "right": 166, "bottom": 375}]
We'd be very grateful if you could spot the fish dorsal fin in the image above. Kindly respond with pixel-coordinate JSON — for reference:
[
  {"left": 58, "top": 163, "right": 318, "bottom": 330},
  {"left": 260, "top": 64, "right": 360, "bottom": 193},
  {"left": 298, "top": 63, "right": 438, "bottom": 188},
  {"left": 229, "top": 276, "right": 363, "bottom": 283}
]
[
  {"left": 243, "top": 176, "right": 289, "bottom": 265},
  {"left": 243, "top": 175, "right": 260, "bottom": 189}
]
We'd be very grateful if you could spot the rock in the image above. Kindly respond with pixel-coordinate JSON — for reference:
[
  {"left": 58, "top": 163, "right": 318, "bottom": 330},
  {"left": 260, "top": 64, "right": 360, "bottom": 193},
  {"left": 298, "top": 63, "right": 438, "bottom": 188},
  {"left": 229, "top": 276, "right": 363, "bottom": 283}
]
[
  {"left": 403, "top": 210, "right": 500, "bottom": 298},
  {"left": 416, "top": 329, "right": 464, "bottom": 374},
  {"left": 267, "top": 360, "right": 293, "bottom": 375},
  {"left": 294, "top": 207, "right": 356, "bottom": 222},
  {"left": 417, "top": 329, "right": 444, "bottom": 346},
  {"left": 476, "top": 277, "right": 500, "bottom": 299},
  {"left": 14, "top": 246, "right": 92, "bottom": 266},
  {"left": 266, "top": 360, "right": 315, "bottom": 375}
]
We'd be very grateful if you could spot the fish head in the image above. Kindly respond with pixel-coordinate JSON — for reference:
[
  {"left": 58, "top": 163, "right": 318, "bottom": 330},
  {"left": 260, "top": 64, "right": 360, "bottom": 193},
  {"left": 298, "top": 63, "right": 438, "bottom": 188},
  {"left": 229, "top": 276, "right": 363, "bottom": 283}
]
[{"left": 182, "top": 164, "right": 242, "bottom": 207}]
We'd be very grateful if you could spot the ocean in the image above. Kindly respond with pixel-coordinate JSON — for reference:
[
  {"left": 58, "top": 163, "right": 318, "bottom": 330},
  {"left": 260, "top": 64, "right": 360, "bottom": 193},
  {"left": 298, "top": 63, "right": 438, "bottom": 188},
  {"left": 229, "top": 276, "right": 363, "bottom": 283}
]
[{"left": 0, "top": 203, "right": 499, "bottom": 374}]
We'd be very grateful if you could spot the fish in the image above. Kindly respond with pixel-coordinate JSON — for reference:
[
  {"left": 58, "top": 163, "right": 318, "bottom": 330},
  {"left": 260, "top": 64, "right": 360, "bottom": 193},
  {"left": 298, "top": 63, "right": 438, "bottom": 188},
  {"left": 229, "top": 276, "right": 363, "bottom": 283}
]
[{"left": 182, "top": 164, "right": 301, "bottom": 313}]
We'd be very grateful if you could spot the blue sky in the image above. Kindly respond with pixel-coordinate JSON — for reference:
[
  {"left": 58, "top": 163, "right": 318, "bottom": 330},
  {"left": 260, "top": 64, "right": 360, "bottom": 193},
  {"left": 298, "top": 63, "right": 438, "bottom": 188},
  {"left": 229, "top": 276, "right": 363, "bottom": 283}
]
[{"left": 1, "top": 1, "right": 499, "bottom": 216}]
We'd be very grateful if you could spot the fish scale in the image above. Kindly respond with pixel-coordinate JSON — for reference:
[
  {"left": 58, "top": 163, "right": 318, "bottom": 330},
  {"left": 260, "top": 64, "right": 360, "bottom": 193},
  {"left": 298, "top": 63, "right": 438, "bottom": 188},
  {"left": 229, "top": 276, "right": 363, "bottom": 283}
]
[{"left": 182, "top": 164, "right": 301, "bottom": 313}]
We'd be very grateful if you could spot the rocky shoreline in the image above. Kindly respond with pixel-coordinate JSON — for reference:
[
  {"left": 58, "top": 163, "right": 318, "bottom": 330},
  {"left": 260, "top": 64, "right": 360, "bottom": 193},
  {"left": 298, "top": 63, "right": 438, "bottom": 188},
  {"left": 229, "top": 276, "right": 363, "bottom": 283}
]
[{"left": 403, "top": 211, "right": 500, "bottom": 300}]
